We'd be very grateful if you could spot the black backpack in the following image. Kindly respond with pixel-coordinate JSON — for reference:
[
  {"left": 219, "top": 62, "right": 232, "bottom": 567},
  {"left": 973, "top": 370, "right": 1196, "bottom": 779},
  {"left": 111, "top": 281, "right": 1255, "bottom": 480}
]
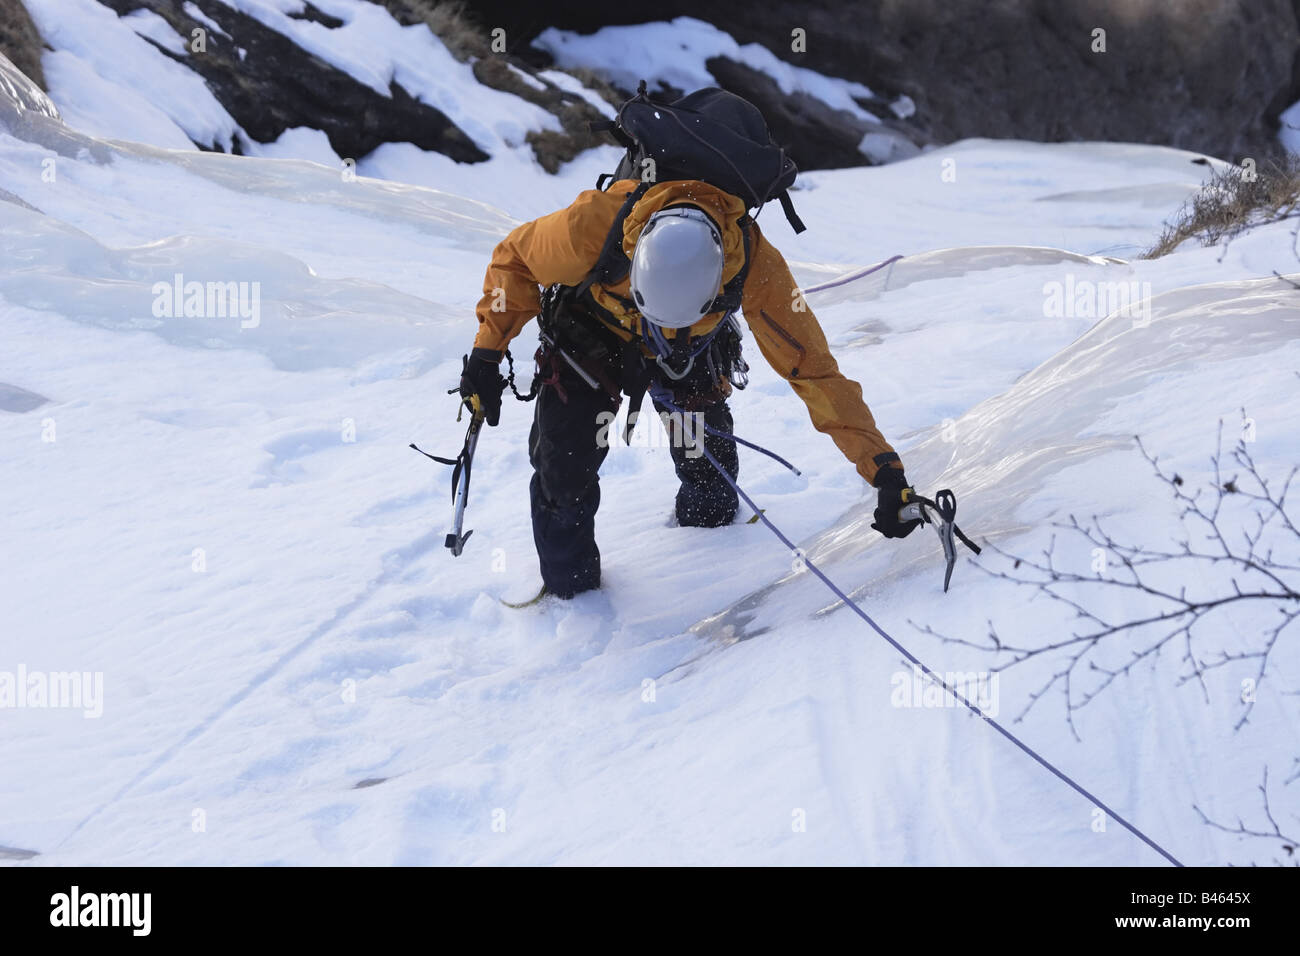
[
  {"left": 594, "top": 82, "right": 805, "bottom": 234},
  {"left": 574, "top": 83, "right": 804, "bottom": 318}
]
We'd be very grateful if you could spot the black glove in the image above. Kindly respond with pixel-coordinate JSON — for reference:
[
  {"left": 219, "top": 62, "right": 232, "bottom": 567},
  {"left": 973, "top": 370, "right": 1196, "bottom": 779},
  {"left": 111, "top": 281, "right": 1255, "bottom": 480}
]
[
  {"left": 458, "top": 348, "right": 506, "bottom": 426},
  {"left": 870, "top": 465, "right": 922, "bottom": 539}
]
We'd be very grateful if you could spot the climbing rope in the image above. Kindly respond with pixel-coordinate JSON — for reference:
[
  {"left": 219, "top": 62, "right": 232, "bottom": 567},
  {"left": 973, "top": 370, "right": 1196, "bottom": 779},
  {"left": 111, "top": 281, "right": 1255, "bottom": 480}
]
[{"left": 656, "top": 394, "right": 1183, "bottom": 867}]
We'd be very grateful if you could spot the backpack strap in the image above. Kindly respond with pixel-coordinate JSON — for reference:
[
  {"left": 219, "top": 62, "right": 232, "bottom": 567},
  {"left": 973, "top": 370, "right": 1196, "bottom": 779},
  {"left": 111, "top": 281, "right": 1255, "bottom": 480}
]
[
  {"left": 576, "top": 180, "right": 651, "bottom": 298},
  {"left": 777, "top": 190, "right": 806, "bottom": 234},
  {"left": 705, "top": 216, "right": 752, "bottom": 315},
  {"left": 590, "top": 88, "right": 642, "bottom": 191},
  {"left": 588, "top": 117, "right": 629, "bottom": 143}
]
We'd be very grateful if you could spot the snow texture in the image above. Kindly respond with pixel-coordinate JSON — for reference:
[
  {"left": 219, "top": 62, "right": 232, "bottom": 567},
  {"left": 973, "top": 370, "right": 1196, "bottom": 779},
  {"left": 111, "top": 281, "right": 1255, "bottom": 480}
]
[{"left": 0, "top": 15, "right": 1297, "bottom": 867}]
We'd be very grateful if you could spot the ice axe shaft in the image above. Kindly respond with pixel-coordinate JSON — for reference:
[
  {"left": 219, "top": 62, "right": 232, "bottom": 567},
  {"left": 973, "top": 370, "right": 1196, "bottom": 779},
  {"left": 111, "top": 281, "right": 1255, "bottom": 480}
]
[
  {"left": 445, "top": 418, "right": 481, "bottom": 555},
  {"left": 411, "top": 391, "right": 485, "bottom": 558}
]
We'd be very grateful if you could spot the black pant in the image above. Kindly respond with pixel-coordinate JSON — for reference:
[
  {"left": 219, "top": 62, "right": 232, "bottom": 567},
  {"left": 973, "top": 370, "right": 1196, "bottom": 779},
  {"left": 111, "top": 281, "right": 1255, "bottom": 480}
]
[{"left": 528, "top": 377, "right": 739, "bottom": 598}]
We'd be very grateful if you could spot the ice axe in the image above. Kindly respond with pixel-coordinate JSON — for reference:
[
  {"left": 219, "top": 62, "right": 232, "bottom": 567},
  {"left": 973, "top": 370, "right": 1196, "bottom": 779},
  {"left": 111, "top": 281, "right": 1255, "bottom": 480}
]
[
  {"left": 898, "top": 488, "right": 981, "bottom": 592},
  {"left": 410, "top": 391, "right": 485, "bottom": 557}
]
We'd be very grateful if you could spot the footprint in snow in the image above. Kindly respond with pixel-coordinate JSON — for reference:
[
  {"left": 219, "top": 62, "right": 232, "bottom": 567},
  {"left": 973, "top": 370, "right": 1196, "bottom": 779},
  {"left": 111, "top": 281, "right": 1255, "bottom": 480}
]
[
  {"left": 0, "top": 382, "right": 50, "bottom": 413},
  {"left": 253, "top": 427, "right": 353, "bottom": 486}
]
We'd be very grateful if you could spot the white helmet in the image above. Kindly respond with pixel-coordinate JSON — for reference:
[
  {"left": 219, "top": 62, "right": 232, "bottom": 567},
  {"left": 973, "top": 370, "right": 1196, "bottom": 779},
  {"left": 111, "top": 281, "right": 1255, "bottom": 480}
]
[{"left": 629, "top": 206, "right": 724, "bottom": 330}]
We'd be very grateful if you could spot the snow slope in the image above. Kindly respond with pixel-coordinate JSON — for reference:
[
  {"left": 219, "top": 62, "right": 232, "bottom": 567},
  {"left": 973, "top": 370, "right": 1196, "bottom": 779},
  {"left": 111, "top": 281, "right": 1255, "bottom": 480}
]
[{"left": 2, "top": 54, "right": 1298, "bottom": 865}]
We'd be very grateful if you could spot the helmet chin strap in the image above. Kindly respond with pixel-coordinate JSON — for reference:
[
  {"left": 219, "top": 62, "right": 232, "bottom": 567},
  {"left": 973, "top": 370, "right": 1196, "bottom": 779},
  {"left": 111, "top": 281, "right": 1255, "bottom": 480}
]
[
  {"left": 641, "top": 314, "right": 730, "bottom": 381},
  {"left": 642, "top": 317, "right": 671, "bottom": 357}
]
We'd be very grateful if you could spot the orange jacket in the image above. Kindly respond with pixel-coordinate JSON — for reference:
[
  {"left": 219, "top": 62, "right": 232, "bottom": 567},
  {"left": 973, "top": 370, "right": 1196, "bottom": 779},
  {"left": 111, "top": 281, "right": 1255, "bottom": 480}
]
[{"left": 473, "top": 179, "right": 903, "bottom": 486}]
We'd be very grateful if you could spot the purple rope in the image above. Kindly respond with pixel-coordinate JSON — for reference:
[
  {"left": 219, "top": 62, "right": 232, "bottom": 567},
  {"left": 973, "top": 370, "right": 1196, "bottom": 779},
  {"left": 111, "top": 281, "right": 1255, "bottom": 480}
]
[
  {"left": 652, "top": 388, "right": 801, "bottom": 476},
  {"left": 804, "top": 254, "right": 903, "bottom": 295},
  {"left": 681, "top": 424, "right": 1183, "bottom": 867}
]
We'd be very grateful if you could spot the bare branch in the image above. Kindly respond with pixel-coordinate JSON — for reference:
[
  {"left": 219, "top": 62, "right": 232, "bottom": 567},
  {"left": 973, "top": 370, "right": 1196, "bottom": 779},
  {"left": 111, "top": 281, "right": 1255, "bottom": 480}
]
[{"left": 920, "top": 432, "right": 1299, "bottom": 733}]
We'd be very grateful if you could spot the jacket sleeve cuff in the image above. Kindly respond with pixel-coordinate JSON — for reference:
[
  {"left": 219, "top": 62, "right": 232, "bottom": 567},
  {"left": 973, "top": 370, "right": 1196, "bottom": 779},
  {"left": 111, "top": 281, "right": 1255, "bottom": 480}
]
[{"left": 870, "top": 452, "right": 906, "bottom": 487}]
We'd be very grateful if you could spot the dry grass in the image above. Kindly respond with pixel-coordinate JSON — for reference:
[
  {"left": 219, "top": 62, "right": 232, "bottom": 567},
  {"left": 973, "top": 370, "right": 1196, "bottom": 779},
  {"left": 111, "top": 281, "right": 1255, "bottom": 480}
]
[
  {"left": 382, "top": 0, "right": 491, "bottom": 61},
  {"left": 560, "top": 67, "right": 624, "bottom": 110},
  {"left": 1145, "top": 154, "right": 1300, "bottom": 258}
]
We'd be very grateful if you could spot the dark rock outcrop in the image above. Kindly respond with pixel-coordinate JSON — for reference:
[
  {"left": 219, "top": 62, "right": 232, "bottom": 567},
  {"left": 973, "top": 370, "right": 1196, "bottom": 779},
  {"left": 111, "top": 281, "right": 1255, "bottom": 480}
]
[
  {"left": 38, "top": 0, "right": 618, "bottom": 171},
  {"left": 288, "top": 2, "right": 343, "bottom": 29},
  {"left": 378, "top": 0, "right": 622, "bottom": 171},
  {"left": 22, "top": 0, "right": 1296, "bottom": 174},
  {"left": 705, "top": 56, "right": 923, "bottom": 170},
  {"left": 96, "top": 0, "right": 489, "bottom": 161},
  {"left": 472, "top": 0, "right": 1300, "bottom": 166},
  {"left": 0, "top": 0, "right": 46, "bottom": 90}
]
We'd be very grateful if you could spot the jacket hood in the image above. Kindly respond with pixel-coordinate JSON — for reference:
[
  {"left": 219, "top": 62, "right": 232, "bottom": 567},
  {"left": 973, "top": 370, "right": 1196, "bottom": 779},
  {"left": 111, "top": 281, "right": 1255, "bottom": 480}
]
[{"left": 619, "top": 180, "right": 749, "bottom": 286}]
